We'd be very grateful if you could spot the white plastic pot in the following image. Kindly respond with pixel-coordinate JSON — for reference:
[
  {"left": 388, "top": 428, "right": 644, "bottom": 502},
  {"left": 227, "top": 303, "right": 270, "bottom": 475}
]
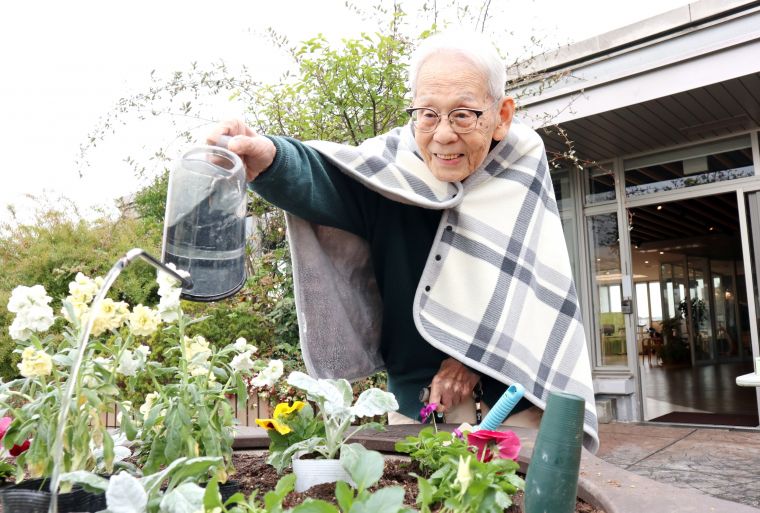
[{"left": 292, "top": 453, "right": 355, "bottom": 492}]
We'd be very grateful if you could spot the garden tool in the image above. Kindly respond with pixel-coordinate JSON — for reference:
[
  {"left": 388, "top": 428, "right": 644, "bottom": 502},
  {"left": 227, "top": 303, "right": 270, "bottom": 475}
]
[{"left": 161, "top": 135, "right": 248, "bottom": 301}]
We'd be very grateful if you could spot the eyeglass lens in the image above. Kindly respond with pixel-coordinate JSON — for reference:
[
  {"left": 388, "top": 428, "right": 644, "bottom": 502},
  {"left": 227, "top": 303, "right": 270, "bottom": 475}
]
[{"left": 411, "top": 108, "right": 479, "bottom": 133}]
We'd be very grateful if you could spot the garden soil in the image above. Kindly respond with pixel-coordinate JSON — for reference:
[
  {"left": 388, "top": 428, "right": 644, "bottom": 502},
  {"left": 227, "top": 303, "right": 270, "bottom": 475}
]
[{"left": 231, "top": 452, "right": 605, "bottom": 512}]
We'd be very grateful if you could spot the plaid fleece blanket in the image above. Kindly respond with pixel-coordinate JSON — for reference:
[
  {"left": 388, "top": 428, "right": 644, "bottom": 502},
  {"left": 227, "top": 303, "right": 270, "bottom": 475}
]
[{"left": 286, "top": 120, "right": 599, "bottom": 452}]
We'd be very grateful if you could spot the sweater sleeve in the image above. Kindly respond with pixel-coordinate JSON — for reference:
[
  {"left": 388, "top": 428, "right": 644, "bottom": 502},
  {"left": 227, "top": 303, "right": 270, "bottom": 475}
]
[{"left": 248, "top": 136, "right": 372, "bottom": 238}]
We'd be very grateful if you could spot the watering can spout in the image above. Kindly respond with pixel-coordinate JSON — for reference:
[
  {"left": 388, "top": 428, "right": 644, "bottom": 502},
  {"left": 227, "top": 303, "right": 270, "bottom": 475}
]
[{"left": 122, "top": 248, "right": 194, "bottom": 290}]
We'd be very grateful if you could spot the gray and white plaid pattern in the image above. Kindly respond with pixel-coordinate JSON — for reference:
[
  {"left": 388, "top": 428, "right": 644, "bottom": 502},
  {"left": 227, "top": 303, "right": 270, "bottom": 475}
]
[{"left": 299, "top": 120, "right": 599, "bottom": 452}]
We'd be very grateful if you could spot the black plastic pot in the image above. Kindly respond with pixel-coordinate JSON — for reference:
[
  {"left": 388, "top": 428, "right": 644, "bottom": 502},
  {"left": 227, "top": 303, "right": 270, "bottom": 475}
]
[
  {"left": 219, "top": 480, "right": 240, "bottom": 502},
  {"left": 0, "top": 478, "right": 105, "bottom": 513}
]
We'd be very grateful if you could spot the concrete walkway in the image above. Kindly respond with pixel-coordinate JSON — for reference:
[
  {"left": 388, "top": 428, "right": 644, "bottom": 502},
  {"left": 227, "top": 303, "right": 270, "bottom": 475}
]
[{"left": 596, "top": 422, "right": 760, "bottom": 509}]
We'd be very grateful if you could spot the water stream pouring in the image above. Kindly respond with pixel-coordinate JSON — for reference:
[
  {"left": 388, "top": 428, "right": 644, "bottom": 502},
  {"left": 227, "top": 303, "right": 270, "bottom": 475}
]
[
  {"left": 162, "top": 137, "right": 247, "bottom": 301},
  {"left": 48, "top": 249, "right": 191, "bottom": 513}
]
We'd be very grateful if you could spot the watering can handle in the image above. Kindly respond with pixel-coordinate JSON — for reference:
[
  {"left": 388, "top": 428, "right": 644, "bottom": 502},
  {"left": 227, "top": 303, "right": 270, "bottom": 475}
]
[
  {"left": 216, "top": 134, "right": 232, "bottom": 148},
  {"left": 477, "top": 383, "right": 525, "bottom": 431}
]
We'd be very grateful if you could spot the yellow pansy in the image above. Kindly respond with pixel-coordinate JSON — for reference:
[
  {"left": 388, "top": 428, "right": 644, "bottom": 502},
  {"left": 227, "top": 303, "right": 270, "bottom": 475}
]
[
  {"left": 273, "top": 401, "right": 305, "bottom": 418},
  {"left": 255, "top": 401, "right": 306, "bottom": 435}
]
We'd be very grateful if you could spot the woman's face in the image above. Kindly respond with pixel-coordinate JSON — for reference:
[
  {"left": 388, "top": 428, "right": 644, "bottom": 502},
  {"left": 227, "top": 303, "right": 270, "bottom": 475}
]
[{"left": 412, "top": 52, "right": 515, "bottom": 182}]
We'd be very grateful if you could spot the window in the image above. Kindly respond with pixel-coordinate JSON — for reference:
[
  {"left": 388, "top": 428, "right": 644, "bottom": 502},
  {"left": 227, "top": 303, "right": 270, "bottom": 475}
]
[{"left": 624, "top": 136, "right": 752, "bottom": 198}]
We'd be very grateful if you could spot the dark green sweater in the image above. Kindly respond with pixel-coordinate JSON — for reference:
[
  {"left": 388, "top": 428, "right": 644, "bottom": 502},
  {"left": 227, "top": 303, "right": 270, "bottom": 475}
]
[{"left": 251, "top": 136, "right": 523, "bottom": 419}]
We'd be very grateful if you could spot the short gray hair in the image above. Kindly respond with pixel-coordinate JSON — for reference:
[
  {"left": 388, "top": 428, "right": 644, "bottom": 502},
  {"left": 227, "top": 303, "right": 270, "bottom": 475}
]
[{"left": 408, "top": 30, "right": 506, "bottom": 101}]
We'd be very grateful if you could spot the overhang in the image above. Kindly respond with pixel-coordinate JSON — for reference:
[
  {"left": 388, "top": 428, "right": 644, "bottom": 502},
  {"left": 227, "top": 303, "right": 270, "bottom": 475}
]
[{"left": 507, "top": 0, "right": 760, "bottom": 161}]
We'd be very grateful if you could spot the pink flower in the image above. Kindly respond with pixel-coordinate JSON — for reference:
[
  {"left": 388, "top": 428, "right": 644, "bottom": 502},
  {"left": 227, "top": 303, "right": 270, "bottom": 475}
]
[
  {"left": 467, "top": 429, "right": 521, "bottom": 462},
  {"left": 0, "top": 416, "right": 30, "bottom": 457},
  {"left": 419, "top": 402, "right": 438, "bottom": 423},
  {"left": 0, "top": 417, "right": 11, "bottom": 439}
]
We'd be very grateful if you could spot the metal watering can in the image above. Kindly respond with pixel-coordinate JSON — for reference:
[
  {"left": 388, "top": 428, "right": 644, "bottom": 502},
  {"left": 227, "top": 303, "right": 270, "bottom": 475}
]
[{"left": 161, "top": 136, "right": 247, "bottom": 301}]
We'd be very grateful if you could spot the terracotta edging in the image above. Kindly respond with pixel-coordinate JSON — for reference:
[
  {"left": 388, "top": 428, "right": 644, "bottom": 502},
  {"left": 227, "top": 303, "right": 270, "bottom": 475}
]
[{"left": 234, "top": 424, "right": 760, "bottom": 513}]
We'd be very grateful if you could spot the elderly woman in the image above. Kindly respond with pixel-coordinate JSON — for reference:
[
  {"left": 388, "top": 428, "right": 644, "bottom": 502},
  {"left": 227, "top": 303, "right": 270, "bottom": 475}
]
[{"left": 211, "top": 32, "right": 599, "bottom": 451}]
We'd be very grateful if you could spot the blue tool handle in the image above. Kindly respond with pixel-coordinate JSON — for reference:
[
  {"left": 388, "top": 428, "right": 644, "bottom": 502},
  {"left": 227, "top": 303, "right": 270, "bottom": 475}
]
[{"left": 478, "top": 383, "right": 525, "bottom": 430}]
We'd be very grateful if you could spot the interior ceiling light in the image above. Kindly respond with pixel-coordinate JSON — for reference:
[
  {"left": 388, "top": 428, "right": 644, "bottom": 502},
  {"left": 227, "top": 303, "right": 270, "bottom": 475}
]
[{"left": 656, "top": 205, "right": 663, "bottom": 210}]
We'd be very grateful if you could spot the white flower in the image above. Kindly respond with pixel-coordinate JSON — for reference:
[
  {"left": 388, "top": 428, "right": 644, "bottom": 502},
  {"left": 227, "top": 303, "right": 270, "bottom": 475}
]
[
  {"left": 7, "top": 285, "right": 55, "bottom": 341},
  {"left": 230, "top": 350, "right": 256, "bottom": 373},
  {"left": 183, "top": 335, "right": 211, "bottom": 364},
  {"left": 157, "top": 288, "right": 182, "bottom": 323},
  {"left": 116, "top": 350, "right": 140, "bottom": 377},
  {"left": 112, "top": 301, "right": 130, "bottom": 326},
  {"left": 232, "top": 337, "right": 257, "bottom": 354},
  {"left": 9, "top": 318, "right": 33, "bottom": 342},
  {"left": 232, "top": 337, "right": 248, "bottom": 352},
  {"left": 67, "top": 272, "right": 99, "bottom": 304},
  {"left": 139, "top": 392, "right": 160, "bottom": 418},
  {"left": 61, "top": 298, "right": 89, "bottom": 325},
  {"left": 189, "top": 364, "right": 214, "bottom": 381},
  {"left": 135, "top": 345, "right": 151, "bottom": 359},
  {"left": 157, "top": 264, "right": 189, "bottom": 297},
  {"left": 18, "top": 346, "right": 53, "bottom": 377},
  {"left": 128, "top": 305, "right": 161, "bottom": 337},
  {"left": 89, "top": 298, "right": 127, "bottom": 336},
  {"left": 250, "top": 359, "right": 284, "bottom": 388},
  {"left": 8, "top": 284, "right": 52, "bottom": 313}
]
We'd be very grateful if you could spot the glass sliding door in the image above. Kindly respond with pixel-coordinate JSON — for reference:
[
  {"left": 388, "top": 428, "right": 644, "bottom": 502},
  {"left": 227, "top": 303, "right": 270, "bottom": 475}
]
[
  {"left": 587, "top": 212, "right": 627, "bottom": 366},
  {"left": 710, "top": 260, "right": 741, "bottom": 360},
  {"left": 687, "top": 258, "right": 714, "bottom": 363}
]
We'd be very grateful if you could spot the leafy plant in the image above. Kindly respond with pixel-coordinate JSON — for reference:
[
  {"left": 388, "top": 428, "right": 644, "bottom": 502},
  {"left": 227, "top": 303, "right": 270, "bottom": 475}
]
[
  {"left": 0, "top": 265, "right": 284, "bottom": 485},
  {"left": 62, "top": 456, "right": 223, "bottom": 513},
  {"left": 215, "top": 444, "right": 412, "bottom": 513},
  {"left": 257, "top": 371, "right": 398, "bottom": 472},
  {"left": 395, "top": 427, "right": 524, "bottom": 513}
]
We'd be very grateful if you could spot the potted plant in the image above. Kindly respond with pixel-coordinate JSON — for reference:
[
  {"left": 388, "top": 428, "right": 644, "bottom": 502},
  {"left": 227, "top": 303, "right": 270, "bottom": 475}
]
[
  {"left": 0, "top": 265, "right": 284, "bottom": 511},
  {"left": 0, "top": 278, "right": 125, "bottom": 512},
  {"left": 659, "top": 316, "right": 690, "bottom": 365},
  {"left": 256, "top": 371, "right": 399, "bottom": 492}
]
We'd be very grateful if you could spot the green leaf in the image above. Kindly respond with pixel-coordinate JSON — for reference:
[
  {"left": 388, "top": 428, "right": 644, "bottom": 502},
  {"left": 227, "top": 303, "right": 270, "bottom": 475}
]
[
  {"left": 107, "top": 472, "right": 148, "bottom": 513},
  {"left": 264, "top": 473, "right": 296, "bottom": 512},
  {"left": 102, "top": 427, "right": 115, "bottom": 471},
  {"left": 167, "top": 456, "right": 223, "bottom": 492},
  {"left": 340, "top": 444, "right": 383, "bottom": 492},
  {"left": 97, "top": 383, "right": 121, "bottom": 397},
  {"left": 335, "top": 480, "right": 354, "bottom": 511},
  {"left": 60, "top": 470, "right": 109, "bottom": 492},
  {"left": 292, "top": 499, "right": 340, "bottom": 513},
  {"left": 415, "top": 475, "right": 434, "bottom": 509},
  {"left": 350, "top": 388, "right": 398, "bottom": 418},
  {"left": 159, "top": 482, "right": 205, "bottom": 513},
  {"left": 287, "top": 372, "right": 348, "bottom": 413},
  {"left": 353, "top": 487, "right": 405, "bottom": 513},
  {"left": 119, "top": 403, "right": 137, "bottom": 440}
]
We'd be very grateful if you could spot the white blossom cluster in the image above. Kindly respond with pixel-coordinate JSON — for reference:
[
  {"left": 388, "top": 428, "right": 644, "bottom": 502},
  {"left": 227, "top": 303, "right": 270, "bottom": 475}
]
[{"left": 7, "top": 285, "right": 55, "bottom": 341}]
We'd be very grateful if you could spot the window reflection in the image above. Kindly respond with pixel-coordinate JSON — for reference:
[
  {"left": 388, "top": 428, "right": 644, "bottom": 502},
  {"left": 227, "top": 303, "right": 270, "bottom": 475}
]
[
  {"left": 588, "top": 213, "right": 627, "bottom": 366},
  {"left": 624, "top": 137, "right": 753, "bottom": 197}
]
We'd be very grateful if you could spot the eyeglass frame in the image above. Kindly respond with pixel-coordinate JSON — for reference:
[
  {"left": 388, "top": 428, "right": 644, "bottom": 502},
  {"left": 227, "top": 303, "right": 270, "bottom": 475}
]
[{"left": 405, "top": 98, "right": 501, "bottom": 134}]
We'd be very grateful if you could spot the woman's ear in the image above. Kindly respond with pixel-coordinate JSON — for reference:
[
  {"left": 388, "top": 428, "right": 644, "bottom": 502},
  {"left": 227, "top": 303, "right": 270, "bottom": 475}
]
[{"left": 492, "top": 97, "right": 516, "bottom": 141}]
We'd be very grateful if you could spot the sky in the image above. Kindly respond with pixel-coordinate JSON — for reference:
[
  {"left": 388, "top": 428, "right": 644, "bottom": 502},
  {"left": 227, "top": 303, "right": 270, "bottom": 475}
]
[{"left": 0, "top": 0, "right": 693, "bottom": 226}]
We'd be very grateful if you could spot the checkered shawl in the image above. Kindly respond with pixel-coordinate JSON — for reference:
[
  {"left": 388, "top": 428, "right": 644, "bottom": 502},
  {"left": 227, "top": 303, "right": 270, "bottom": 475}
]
[{"left": 286, "top": 120, "right": 599, "bottom": 451}]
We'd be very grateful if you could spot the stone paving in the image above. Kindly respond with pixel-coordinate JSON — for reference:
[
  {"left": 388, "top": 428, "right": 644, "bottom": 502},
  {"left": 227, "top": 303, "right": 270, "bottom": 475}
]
[{"left": 596, "top": 422, "right": 760, "bottom": 508}]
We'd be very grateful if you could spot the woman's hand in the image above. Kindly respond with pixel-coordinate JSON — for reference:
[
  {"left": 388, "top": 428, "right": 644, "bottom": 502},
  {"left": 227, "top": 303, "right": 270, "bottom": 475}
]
[
  {"left": 207, "top": 119, "right": 276, "bottom": 182},
  {"left": 428, "top": 358, "right": 480, "bottom": 414}
]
